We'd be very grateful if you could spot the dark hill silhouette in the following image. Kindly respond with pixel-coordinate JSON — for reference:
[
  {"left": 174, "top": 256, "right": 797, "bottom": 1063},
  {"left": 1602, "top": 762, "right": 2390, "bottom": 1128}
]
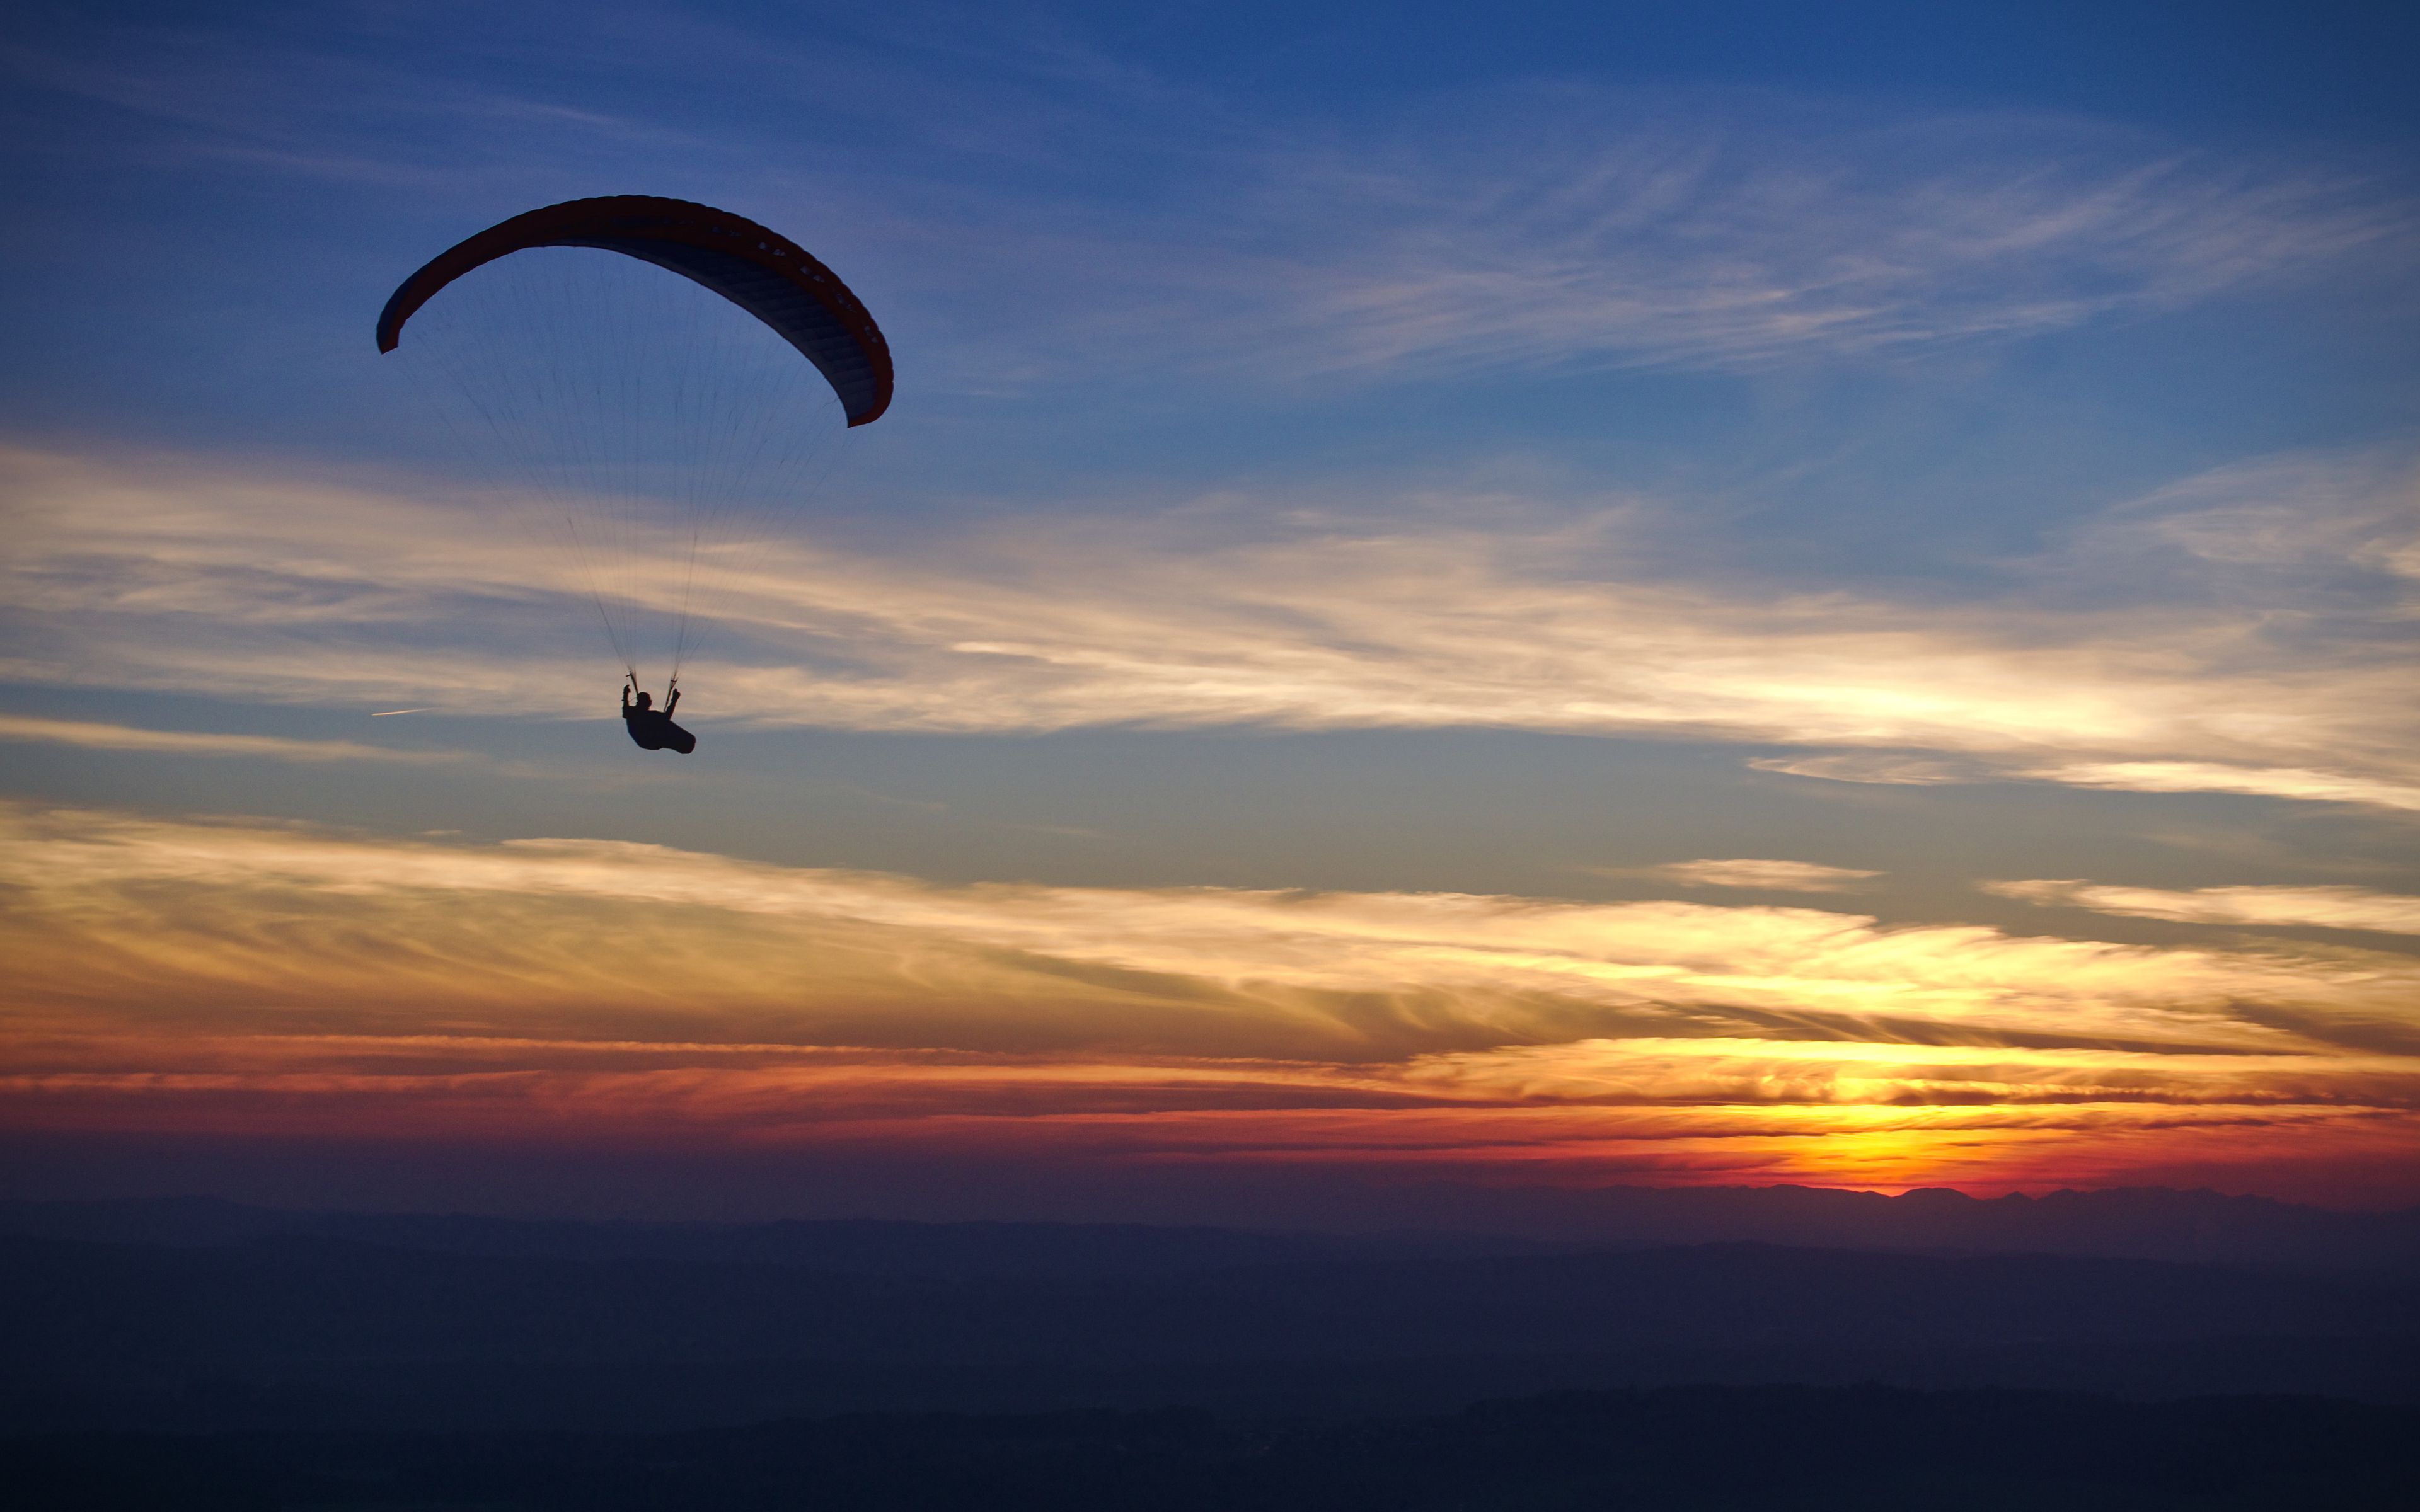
[
  {"left": 0, "top": 1198, "right": 1507, "bottom": 1273},
  {"left": 4, "top": 1215, "right": 2416, "bottom": 1432}
]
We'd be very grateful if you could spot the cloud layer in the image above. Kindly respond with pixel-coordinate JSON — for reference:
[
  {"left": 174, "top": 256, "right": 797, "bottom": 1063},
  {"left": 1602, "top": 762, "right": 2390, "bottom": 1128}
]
[
  {"left": 7, "top": 444, "right": 2416, "bottom": 812},
  {"left": 6, "top": 801, "right": 2415, "bottom": 1199}
]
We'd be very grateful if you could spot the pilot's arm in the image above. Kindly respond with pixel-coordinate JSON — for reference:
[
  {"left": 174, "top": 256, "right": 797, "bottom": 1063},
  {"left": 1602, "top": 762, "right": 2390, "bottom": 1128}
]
[{"left": 664, "top": 688, "right": 679, "bottom": 715}]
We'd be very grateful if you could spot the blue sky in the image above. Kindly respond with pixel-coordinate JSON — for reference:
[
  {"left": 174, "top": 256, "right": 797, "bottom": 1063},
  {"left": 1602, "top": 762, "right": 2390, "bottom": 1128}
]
[{"left": 4, "top": 2, "right": 2419, "bottom": 1216}]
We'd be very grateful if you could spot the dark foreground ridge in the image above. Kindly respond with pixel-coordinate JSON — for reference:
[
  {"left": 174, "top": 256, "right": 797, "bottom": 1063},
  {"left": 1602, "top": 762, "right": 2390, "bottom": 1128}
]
[{"left": 8, "top": 1385, "right": 2416, "bottom": 1511}]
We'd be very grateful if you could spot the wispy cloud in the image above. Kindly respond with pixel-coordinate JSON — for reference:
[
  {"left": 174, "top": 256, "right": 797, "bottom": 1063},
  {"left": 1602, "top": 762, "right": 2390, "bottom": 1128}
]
[
  {"left": 1747, "top": 754, "right": 1980, "bottom": 786},
  {"left": 1207, "top": 99, "right": 2419, "bottom": 380},
  {"left": 877, "top": 88, "right": 2420, "bottom": 391},
  {"left": 2020, "top": 762, "right": 2420, "bottom": 813},
  {"left": 7, "top": 445, "right": 2416, "bottom": 811},
  {"left": 1760, "top": 755, "right": 2420, "bottom": 812},
  {"left": 0, "top": 714, "right": 460, "bottom": 765},
  {"left": 1621, "top": 859, "right": 1882, "bottom": 893},
  {"left": 1989, "top": 878, "right": 2420, "bottom": 936},
  {"left": 5, "top": 801, "right": 2415, "bottom": 1194}
]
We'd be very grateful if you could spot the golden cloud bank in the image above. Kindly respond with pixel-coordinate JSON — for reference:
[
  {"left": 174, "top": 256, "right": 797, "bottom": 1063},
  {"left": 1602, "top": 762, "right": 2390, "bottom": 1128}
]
[{"left": 6, "top": 802, "right": 2416, "bottom": 1199}]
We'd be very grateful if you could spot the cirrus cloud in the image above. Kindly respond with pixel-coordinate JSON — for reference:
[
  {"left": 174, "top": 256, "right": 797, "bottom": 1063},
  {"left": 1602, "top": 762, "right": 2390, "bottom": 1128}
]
[{"left": 5, "top": 444, "right": 2416, "bottom": 815}]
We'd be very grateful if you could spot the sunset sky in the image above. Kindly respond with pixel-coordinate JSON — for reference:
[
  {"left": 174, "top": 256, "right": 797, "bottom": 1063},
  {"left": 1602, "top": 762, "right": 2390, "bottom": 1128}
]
[{"left": 4, "top": 0, "right": 2417, "bottom": 1222}]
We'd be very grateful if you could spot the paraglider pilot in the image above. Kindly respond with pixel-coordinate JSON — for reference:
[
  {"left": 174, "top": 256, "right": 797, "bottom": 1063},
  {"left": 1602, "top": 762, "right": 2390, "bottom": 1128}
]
[{"left": 621, "top": 677, "right": 696, "bottom": 755}]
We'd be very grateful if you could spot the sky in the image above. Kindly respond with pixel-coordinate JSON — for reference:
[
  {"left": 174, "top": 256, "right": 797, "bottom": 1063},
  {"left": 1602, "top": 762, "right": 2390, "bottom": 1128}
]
[{"left": 3, "top": 0, "right": 2417, "bottom": 1223}]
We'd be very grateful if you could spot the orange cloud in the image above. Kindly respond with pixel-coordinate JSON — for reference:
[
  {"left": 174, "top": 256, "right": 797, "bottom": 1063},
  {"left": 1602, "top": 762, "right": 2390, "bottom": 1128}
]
[
  {"left": 5, "top": 803, "right": 2417, "bottom": 1200},
  {"left": 0, "top": 714, "right": 461, "bottom": 764},
  {"left": 1990, "top": 878, "right": 2420, "bottom": 934}
]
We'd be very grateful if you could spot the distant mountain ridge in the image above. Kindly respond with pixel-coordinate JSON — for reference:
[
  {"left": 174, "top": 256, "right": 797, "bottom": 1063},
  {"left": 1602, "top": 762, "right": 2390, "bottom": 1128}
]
[
  {"left": 4, "top": 1183, "right": 2416, "bottom": 1273},
  {"left": 1480, "top": 1182, "right": 2420, "bottom": 1271}
]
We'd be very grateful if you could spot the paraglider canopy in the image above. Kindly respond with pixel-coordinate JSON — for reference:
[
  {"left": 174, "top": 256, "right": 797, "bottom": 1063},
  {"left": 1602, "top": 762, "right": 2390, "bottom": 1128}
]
[
  {"left": 377, "top": 195, "right": 892, "bottom": 426},
  {"left": 374, "top": 193, "right": 890, "bottom": 702}
]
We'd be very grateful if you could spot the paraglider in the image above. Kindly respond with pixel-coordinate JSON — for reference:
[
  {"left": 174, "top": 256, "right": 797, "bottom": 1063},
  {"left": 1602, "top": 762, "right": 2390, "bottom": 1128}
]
[
  {"left": 621, "top": 677, "right": 694, "bottom": 755},
  {"left": 377, "top": 195, "right": 893, "bottom": 754}
]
